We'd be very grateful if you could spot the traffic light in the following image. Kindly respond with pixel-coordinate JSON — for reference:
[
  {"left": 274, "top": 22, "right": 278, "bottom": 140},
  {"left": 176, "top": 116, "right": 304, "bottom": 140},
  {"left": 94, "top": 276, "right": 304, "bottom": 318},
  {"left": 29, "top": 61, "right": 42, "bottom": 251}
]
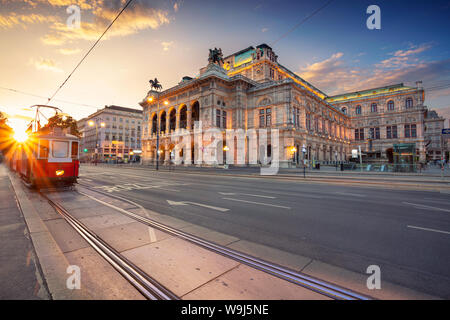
[{"left": 83, "top": 148, "right": 88, "bottom": 153}]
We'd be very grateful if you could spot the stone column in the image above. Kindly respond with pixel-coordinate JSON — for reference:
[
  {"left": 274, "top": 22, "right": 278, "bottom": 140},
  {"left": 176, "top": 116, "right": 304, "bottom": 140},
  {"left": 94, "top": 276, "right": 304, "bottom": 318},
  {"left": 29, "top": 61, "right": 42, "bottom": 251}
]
[
  {"left": 187, "top": 109, "right": 192, "bottom": 130},
  {"left": 164, "top": 145, "right": 170, "bottom": 165}
]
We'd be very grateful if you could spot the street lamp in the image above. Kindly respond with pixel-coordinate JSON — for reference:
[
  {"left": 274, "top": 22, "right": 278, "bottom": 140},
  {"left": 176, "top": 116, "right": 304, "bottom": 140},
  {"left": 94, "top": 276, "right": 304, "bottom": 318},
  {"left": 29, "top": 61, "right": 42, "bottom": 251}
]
[
  {"left": 335, "top": 150, "right": 338, "bottom": 171},
  {"left": 223, "top": 145, "right": 229, "bottom": 165}
]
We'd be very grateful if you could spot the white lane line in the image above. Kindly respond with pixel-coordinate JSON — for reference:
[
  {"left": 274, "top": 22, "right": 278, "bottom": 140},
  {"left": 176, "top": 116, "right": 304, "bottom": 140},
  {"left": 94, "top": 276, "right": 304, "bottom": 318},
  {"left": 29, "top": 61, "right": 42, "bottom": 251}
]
[
  {"left": 403, "top": 202, "right": 450, "bottom": 213},
  {"left": 156, "top": 187, "right": 180, "bottom": 192},
  {"left": 218, "top": 192, "right": 276, "bottom": 199},
  {"left": 298, "top": 193, "right": 324, "bottom": 199},
  {"left": 407, "top": 225, "right": 450, "bottom": 235},
  {"left": 167, "top": 200, "right": 229, "bottom": 212},
  {"left": 334, "top": 192, "right": 367, "bottom": 197},
  {"left": 221, "top": 197, "right": 291, "bottom": 209}
]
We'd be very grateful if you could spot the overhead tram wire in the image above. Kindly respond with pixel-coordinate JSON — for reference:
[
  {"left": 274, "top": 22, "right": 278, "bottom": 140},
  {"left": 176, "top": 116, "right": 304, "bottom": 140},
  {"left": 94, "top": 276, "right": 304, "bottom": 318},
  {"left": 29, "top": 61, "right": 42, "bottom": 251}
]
[
  {"left": 271, "top": 0, "right": 335, "bottom": 46},
  {"left": 0, "top": 86, "right": 99, "bottom": 109},
  {"left": 46, "top": 0, "right": 135, "bottom": 105}
]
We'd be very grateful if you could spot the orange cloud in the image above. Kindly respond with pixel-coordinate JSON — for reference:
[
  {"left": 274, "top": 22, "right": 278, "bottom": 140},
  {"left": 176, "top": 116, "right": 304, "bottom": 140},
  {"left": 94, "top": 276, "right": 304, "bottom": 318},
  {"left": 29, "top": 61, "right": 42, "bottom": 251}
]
[
  {"left": 0, "top": 13, "right": 59, "bottom": 29},
  {"left": 32, "top": 58, "right": 63, "bottom": 72}
]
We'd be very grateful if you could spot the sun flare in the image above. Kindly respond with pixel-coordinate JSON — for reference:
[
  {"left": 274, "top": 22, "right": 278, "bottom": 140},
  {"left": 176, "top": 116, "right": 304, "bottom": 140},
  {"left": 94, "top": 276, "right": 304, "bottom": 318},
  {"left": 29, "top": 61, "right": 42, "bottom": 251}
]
[{"left": 13, "top": 131, "right": 28, "bottom": 143}]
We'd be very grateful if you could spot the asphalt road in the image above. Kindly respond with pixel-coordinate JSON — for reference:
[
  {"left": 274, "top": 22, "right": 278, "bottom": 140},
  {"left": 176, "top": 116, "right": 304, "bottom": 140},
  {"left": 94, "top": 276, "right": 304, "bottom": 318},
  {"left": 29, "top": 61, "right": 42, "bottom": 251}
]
[{"left": 77, "top": 165, "right": 450, "bottom": 298}]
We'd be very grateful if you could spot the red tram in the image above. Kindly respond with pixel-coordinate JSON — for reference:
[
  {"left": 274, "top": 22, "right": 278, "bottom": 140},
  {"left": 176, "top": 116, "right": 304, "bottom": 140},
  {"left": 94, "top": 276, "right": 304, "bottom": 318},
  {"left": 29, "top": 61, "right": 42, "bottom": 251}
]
[{"left": 8, "top": 105, "right": 80, "bottom": 188}]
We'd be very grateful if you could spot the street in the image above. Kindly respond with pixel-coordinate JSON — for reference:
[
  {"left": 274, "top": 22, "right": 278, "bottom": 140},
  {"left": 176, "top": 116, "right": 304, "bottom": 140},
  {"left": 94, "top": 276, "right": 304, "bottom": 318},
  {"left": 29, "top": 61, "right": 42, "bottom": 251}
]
[{"left": 78, "top": 164, "right": 450, "bottom": 298}]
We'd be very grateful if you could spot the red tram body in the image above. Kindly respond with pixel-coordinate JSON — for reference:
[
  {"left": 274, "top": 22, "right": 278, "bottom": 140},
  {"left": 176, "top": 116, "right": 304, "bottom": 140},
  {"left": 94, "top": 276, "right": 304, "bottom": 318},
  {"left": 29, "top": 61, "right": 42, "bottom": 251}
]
[{"left": 9, "top": 128, "right": 80, "bottom": 187}]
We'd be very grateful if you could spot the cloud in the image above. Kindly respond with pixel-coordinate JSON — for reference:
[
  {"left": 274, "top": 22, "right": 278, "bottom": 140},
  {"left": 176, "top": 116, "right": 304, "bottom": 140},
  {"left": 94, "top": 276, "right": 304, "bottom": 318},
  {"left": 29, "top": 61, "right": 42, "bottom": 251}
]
[
  {"left": 297, "top": 44, "right": 450, "bottom": 97},
  {"left": 377, "top": 44, "right": 431, "bottom": 69},
  {"left": 161, "top": 41, "right": 174, "bottom": 51},
  {"left": 0, "top": 13, "right": 59, "bottom": 29},
  {"left": 58, "top": 48, "right": 81, "bottom": 55},
  {"left": 2, "top": 0, "right": 171, "bottom": 44},
  {"left": 32, "top": 58, "right": 63, "bottom": 72}
]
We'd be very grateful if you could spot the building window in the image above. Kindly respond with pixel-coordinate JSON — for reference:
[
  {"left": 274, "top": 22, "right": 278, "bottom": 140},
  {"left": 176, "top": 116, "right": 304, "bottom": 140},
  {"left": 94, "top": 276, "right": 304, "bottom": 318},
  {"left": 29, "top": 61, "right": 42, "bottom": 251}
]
[
  {"left": 293, "top": 107, "right": 301, "bottom": 127},
  {"left": 387, "top": 100, "right": 394, "bottom": 111},
  {"left": 216, "top": 109, "right": 221, "bottom": 127},
  {"left": 369, "top": 127, "right": 380, "bottom": 139},
  {"left": 266, "top": 108, "right": 271, "bottom": 126},
  {"left": 354, "top": 128, "right": 364, "bottom": 141},
  {"left": 306, "top": 113, "right": 311, "bottom": 131},
  {"left": 371, "top": 103, "right": 377, "bottom": 113},
  {"left": 222, "top": 111, "right": 227, "bottom": 128},
  {"left": 355, "top": 105, "right": 361, "bottom": 115},
  {"left": 341, "top": 107, "right": 347, "bottom": 114},
  {"left": 259, "top": 108, "right": 271, "bottom": 127},
  {"left": 404, "top": 124, "right": 416, "bottom": 138},
  {"left": 406, "top": 98, "right": 413, "bottom": 109},
  {"left": 259, "top": 109, "right": 265, "bottom": 127},
  {"left": 386, "top": 125, "right": 397, "bottom": 139}
]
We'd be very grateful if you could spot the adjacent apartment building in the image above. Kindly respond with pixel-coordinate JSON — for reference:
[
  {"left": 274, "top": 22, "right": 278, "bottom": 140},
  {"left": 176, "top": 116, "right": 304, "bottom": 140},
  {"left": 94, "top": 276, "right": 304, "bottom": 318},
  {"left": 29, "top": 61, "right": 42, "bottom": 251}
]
[{"left": 78, "top": 105, "right": 143, "bottom": 162}]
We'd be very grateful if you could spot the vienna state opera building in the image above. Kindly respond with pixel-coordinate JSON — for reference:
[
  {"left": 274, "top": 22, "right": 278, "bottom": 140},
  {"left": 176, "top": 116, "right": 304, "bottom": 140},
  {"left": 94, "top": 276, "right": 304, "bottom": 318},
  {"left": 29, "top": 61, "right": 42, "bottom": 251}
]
[{"left": 139, "top": 44, "right": 446, "bottom": 167}]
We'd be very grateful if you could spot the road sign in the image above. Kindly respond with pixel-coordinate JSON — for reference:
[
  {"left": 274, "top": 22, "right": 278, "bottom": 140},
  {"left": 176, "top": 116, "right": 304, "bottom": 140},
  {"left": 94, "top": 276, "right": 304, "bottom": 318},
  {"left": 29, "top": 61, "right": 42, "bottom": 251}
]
[{"left": 442, "top": 128, "right": 450, "bottom": 135}]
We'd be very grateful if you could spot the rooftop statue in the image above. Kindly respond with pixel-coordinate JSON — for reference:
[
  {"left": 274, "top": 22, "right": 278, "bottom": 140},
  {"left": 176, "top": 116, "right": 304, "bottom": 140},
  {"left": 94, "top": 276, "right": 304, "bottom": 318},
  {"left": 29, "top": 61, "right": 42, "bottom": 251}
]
[
  {"left": 208, "top": 47, "right": 224, "bottom": 65},
  {"left": 149, "top": 78, "right": 162, "bottom": 91}
]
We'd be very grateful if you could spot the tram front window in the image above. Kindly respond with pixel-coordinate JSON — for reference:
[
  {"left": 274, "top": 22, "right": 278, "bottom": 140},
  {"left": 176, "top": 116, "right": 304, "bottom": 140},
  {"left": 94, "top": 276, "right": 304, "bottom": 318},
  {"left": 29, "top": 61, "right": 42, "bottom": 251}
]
[{"left": 52, "top": 141, "right": 69, "bottom": 158}]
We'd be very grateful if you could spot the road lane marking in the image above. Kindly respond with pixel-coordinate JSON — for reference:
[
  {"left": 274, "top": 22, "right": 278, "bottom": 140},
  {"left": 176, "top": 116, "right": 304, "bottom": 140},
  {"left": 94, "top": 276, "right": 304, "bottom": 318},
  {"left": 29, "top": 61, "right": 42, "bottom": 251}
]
[
  {"left": 221, "top": 197, "right": 291, "bottom": 209},
  {"left": 407, "top": 225, "right": 450, "bottom": 235},
  {"left": 334, "top": 192, "right": 367, "bottom": 197},
  {"left": 403, "top": 202, "right": 450, "bottom": 213},
  {"left": 218, "top": 192, "right": 276, "bottom": 199},
  {"left": 167, "top": 200, "right": 229, "bottom": 212}
]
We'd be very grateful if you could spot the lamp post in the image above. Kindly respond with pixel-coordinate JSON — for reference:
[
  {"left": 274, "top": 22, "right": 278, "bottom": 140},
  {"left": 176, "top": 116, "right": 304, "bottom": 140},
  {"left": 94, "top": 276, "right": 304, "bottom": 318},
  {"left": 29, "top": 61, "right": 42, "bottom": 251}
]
[
  {"left": 88, "top": 120, "right": 105, "bottom": 162},
  {"left": 335, "top": 150, "right": 338, "bottom": 171},
  {"left": 223, "top": 145, "right": 229, "bottom": 167}
]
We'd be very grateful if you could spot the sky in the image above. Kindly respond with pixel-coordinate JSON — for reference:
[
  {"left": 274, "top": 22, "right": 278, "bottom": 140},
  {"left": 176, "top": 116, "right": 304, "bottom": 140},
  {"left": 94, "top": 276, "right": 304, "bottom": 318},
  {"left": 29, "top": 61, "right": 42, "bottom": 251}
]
[{"left": 1, "top": 0, "right": 450, "bottom": 132}]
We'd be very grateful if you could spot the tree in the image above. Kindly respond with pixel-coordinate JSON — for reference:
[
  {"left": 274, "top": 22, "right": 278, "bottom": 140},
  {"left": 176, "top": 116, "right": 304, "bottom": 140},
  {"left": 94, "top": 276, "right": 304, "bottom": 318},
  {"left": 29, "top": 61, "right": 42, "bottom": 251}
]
[
  {"left": 0, "top": 111, "right": 13, "bottom": 153},
  {"left": 40, "top": 113, "right": 81, "bottom": 137}
]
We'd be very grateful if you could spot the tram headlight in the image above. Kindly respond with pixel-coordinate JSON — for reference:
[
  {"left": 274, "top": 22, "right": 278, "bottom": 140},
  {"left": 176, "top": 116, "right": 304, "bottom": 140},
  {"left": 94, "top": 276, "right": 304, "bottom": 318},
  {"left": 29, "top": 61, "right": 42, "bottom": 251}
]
[{"left": 56, "top": 170, "right": 65, "bottom": 176}]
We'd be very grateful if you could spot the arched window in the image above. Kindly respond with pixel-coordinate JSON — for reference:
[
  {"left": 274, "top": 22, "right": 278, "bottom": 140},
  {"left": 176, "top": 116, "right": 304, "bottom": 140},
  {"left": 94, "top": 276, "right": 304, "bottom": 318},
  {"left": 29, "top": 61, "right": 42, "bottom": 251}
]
[
  {"left": 406, "top": 98, "right": 413, "bottom": 109},
  {"left": 191, "top": 101, "right": 200, "bottom": 129},
  {"left": 179, "top": 105, "right": 187, "bottom": 129},
  {"left": 387, "top": 100, "right": 394, "bottom": 111},
  {"left": 341, "top": 107, "right": 347, "bottom": 115},
  {"left": 169, "top": 109, "right": 176, "bottom": 132},
  {"left": 160, "top": 111, "right": 166, "bottom": 134},
  {"left": 355, "top": 105, "right": 362, "bottom": 115},
  {"left": 151, "top": 114, "right": 157, "bottom": 135},
  {"left": 371, "top": 103, "right": 377, "bottom": 113}
]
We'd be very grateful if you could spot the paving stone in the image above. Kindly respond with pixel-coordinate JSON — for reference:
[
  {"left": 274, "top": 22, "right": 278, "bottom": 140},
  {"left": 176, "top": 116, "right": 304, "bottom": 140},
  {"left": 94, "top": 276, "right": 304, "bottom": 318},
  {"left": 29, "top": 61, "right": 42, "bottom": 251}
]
[
  {"left": 65, "top": 247, "right": 144, "bottom": 300},
  {"left": 183, "top": 264, "right": 329, "bottom": 300},
  {"left": 45, "top": 218, "right": 90, "bottom": 253},
  {"left": 95, "top": 221, "right": 172, "bottom": 252},
  {"left": 122, "top": 236, "right": 239, "bottom": 297}
]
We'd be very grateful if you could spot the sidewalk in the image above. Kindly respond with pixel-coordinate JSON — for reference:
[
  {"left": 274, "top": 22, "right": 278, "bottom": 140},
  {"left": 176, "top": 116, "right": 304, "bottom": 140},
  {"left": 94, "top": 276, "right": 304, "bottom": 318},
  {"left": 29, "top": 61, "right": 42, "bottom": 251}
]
[{"left": 0, "top": 165, "right": 49, "bottom": 299}]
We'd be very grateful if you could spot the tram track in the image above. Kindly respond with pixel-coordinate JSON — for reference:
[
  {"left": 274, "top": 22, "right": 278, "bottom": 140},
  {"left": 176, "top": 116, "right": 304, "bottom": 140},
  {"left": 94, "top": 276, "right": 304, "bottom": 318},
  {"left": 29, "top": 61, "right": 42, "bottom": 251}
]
[
  {"left": 74, "top": 181, "right": 372, "bottom": 300},
  {"left": 39, "top": 190, "right": 179, "bottom": 301}
]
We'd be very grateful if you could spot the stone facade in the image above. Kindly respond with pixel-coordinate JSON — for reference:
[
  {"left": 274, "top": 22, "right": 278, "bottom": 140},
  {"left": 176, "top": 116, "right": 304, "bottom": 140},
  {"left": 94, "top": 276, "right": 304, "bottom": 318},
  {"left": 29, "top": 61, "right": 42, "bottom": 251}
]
[
  {"left": 139, "top": 44, "right": 445, "bottom": 166},
  {"left": 78, "top": 105, "right": 142, "bottom": 162}
]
